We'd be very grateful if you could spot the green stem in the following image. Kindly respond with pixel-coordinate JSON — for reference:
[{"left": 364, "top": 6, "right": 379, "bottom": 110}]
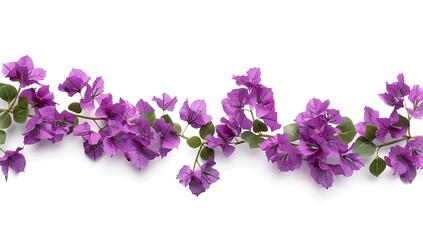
[
  {"left": 73, "top": 114, "right": 103, "bottom": 121},
  {"left": 375, "top": 135, "right": 423, "bottom": 148},
  {"left": 192, "top": 145, "right": 203, "bottom": 170},
  {"left": 182, "top": 123, "right": 189, "bottom": 136}
]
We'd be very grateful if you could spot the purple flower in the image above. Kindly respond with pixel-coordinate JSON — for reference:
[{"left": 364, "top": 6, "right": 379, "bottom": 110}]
[
  {"left": 260, "top": 110, "right": 281, "bottom": 131},
  {"left": 379, "top": 73, "right": 410, "bottom": 109},
  {"left": 83, "top": 141, "right": 104, "bottom": 160},
  {"left": 299, "top": 127, "right": 330, "bottom": 159},
  {"left": 152, "top": 93, "right": 177, "bottom": 112},
  {"left": 205, "top": 135, "right": 235, "bottom": 158},
  {"left": 80, "top": 76, "right": 104, "bottom": 110},
  {"left": 136, "top": 98, "right": 155, "bottom": 115},
  {"left": 339, "top": 153, "right": 364, "bottom": 177},
  {"left": 95, "top": 94, "right": 124, "bottom": 120},
  {"left": 0, "top": 147, "right": 26, "bottom": 181},
  {"left": 375, "top": 111, "right": 408, "bottom": 141},
  {"left": 232, "top": 67, "right": 261, "bottom": 89},
  {"left": 176, "top": 159, "right": 220, "bottom": 196},
  {"left": 295, "top": 98, "right": 343, "bottom": 127},
  {"left": 259, "top": 134, "right": 302, "bottom": 171},
  {"left": 58, "top": 69, "right": 90, "bottom": 97},
  {"left": 73, "top": 122, "right": 101, "bottom": 145},
  {"left": 20, "top": 85, "right": 55, "bottom": 110},
  {"left": 23, "top": 106, "right": 75, "bottom": 144},
  {"left": 247, "top": 85, "right": 275, "bottom": 118},
  {"left": 2, "top": 55, "right": 46, "bottom": 87},
  {"left": 407, "top": 85, "right": 423, "bottom": 119},
  {"left": 385, "top": 146, "right": 417, "bottom": 183},
  {"left": 124, "top": 140, "right": 159, "bottom": 170},
  {"left": 309, "top": 162, "right": 334, "bottom": 189},
  {"left": 222, "top": 88, "right": 249, "bottom": 117},
  {"left": 355, "top": 106, "right": 380, "bottom": 136},
  {"left": 23, "top": 114, "right": 54, "bottom": 145},
  {"left": 405, "top": 137, "right": 423, "bottom": 168},
  {"left": 153, "top": 119, "right": 180, "bottom": 157},
  {"left": 179, "top": 99, "right": 212, "bottom": 128}
]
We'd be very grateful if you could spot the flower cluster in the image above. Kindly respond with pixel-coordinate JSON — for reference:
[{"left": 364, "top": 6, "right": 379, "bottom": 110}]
[
  {"left": 1, "top": 55, "right": 423, "bottom": 196},
  {"left": 355, "top": 74, "right": 423, "bottom": 182}
]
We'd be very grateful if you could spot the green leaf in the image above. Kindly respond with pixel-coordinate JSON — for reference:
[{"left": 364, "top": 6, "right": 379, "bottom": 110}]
[
  {"left": 68, "top": 102, "right": 82, "bottom": 114},
  {"left": 253, "top": 119, "right": 268, "bottom": 133},
  {"left": 0, "top": 113, "right": 12, "bottom": 129},
  {"left": 12, "top": 105, "right": 29, "bottom": 124},
  {"left": 248, "top": 135, "right": 265, "bottom": 149},
  {"left": 173, "top": 123, "right": 182, "bottom": 133},
  {"left": 369, "top": 156, "right": 386, "bottom": 177},
  {"left": 187, "top": 136, "right": 202, "bottom": 148},
  {"left": 200, "top": 147, "right": 215, "bottom": 160},
  {"left": 141, "top": 112, "right": 156, "bottom": 127},
  {"left": 353, "top": 136, "right": 377, "bottom": 157},
  {"left": 18, "top": 97, "right": 29, "bottom": 109},
  {"left": 0, "top": 130, "right": 6, "bottom": 144},
  {"left": 0, "top": 84, "right": 18, "bottom": 103},
  {"left": 161, "top": 114, "right": 173, "bottom": 124},
  {"left": 337, "top": 117, "right": 357, "bottom": 144},
  {"left": 283, "top": 123, "right": 300, "bottom": 142},
  {"left": 364, "top": 124, "right": 377, "bottom": 141},
  {"left": 241, "top": 131, "right": 256, "bottom": 143},
  {"left": 199, "top": 121, "right": 215, "bottom": 139},
  {"left": 394, "top": 114, "right": 410, "bottom": 128}
]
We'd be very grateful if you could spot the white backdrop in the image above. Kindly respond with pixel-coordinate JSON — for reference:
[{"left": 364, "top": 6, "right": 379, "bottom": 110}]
[{"left": 1, "top": 1, "right": 423, "bottom": 239}]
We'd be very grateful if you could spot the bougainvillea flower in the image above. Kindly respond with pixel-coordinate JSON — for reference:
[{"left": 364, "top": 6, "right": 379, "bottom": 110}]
[
  {"left": 176, "top": 159, "right": 220, "bottom": 196},
  {"left": 0, "top": 147, "right": 26, "bottom": 181},
  {"left": 20, "top": 85, "right": 55, "bottom": 110},
  {"left": 58, "top": 68, "right": 90, "bottom": 97},
  {"left": 2, "top": 55, "right": 46, "bottom": 87},
  {"left": 179, "top": 99, "right": 212, "bottom": 128},
  {"left": 379, "top": 73, "right": 410, "bottom": 109},
  {"left": 232, "top": 67, "right": 261, "bottom": 89},
  {"left": 385, "top": 146, "right": 417, "bottom": 183},
  {"left": 152, "top": 93, "right": 177, "bottom": 112},
  {"left": 80, "top": 76, "right": 104, "bottom": 110}
]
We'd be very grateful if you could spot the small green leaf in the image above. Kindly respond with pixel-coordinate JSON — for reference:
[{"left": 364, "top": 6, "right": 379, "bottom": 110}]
[
  {"left": 283, "top": 123, "right": 300, "bottom": 142},
  {"left": 18, "top": 97, "right": 29, "bottom": 109},
  {"left": 337, "top": 117, "right": 357, "bottom": 144},
  {"left": 13, "top": 105, "right": 29, "bottom": 124},
  {"left": 353, "top": 136, "right": 377, "bottom": 157},
  {"left": 369, "top": 156, "right": 386, "bottom": 177},
  {"left": 248, "top": 135, "right": 265, "bottom": 149},
  {"left": 0, "top": 84, "right": 18, "bottom": 103},
  {"left": 0, "top": 130, "right": 6, "bottom": 144},
  {"left": 161, "top": 114, "right": 173, "bottom": 124},
  {"left": 394, "top": 114, "right": 410, "bottom": 128},
  {"left": 200, "top": 147, "right": 215, "bottom": 160},
  {"left": 187, "top": 136, "right": 202, "bottom": 148},
  {"left": 68, "top": 102, "right": 82, "bottom": 114},
  {"left": 364, "top": 124, "right": 377, "bottom": 141},
  {"left": 173, "top": 123, "right": 182, "bottom": 133},
  {"left": 199, "top": 121, "right": 215, "bottom": 139},
  {"left": 0, "top": 113, "right": 12, "bottom": 129},
  {"left": 241, "top": 131, "right": 256, "bottom": 143},
  {"left": 141, "top": 111, "right": 156, "bottom": 127},
  {"left": 253, "top": 119, "right": 268, "bottom": 133}
]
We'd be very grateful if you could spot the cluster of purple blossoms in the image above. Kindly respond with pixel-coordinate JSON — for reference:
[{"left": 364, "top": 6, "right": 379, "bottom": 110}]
[
  {"left": 2, "top": 55, "right": 423, "bottom": 196},
  {"left": 356, "top": 74, "right": 423, "bottom": 182},
  {"left": 294, "top": 99, "right": 364, "bottom": 188},
  {"left": 58, "top": 69, "right": 181, "bottom": 169},
  {"left": 1, "top": 56, "right": 50, "bottom": 180}
]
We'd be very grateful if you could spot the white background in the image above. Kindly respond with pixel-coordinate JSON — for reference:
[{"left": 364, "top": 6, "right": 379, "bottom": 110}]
[{"left": 1, "top": 1, "right": 423, "bottom": 239}]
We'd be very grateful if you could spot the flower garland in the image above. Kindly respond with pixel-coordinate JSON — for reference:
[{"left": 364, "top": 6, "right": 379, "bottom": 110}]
[{"left": 1, "top": 55, "right": 422, "bottom": 196}]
